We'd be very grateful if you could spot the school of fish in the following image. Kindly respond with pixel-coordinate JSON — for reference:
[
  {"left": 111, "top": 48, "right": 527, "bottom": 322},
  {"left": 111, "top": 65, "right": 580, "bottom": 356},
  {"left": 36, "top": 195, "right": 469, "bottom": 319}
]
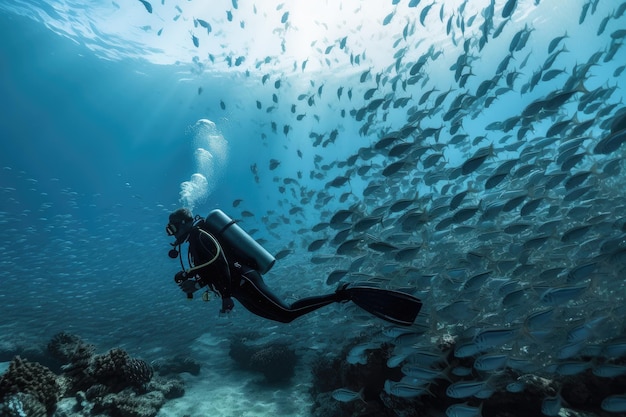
[
  {"left": 177, "top": 0, "right": 626, "bottom": 414},
  {"left": 137, "top": 0, "right": 626, "bottom": 413},
  {"left": 2, "top": 0, "right": 626, "bottom": 415}
]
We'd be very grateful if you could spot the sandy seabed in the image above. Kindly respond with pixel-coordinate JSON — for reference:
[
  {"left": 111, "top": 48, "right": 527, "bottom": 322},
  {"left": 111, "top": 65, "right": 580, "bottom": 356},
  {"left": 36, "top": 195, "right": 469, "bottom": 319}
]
[{"left": 156, "top": 332, "right": 314, "bottom": 417}]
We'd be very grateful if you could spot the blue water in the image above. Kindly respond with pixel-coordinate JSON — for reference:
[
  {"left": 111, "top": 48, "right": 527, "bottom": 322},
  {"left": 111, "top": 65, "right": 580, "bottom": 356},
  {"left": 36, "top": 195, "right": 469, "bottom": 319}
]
[{"left": 1, "top": 0, "right": 626, "bottom": 415}]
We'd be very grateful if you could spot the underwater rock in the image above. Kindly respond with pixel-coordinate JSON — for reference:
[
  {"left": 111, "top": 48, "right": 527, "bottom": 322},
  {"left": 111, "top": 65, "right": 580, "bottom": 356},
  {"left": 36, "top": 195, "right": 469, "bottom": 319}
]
[
  {"left": 310, "top": 354, "right": 344, "bottom": 393},
  {"left": 0, "top": 356, "right": 61, "bottom": 414},
  {"left": 151, "top": 354, "right": 201, "bottom": 376},
  {"left": 229, "top": 338, "right": 297, "bottom": 383},
  {"left": 249, "top": 344, "right": 296, "bottom": 382}
]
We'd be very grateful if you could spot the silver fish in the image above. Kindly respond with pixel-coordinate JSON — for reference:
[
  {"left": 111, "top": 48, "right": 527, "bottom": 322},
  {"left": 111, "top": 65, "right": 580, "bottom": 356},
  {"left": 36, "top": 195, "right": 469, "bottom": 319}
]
[
  {"left": 332, "top": 388, "right": 365, "bottom": 403},
  {"left": 446, "top": 380, "right": 487, "bottom": 399}
]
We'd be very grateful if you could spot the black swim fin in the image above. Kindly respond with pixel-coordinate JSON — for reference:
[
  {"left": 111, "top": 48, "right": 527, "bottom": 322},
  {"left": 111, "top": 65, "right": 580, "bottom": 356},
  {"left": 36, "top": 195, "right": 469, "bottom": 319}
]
[{"left": 345, "top": 286, "right": 422, "bottom": 326}]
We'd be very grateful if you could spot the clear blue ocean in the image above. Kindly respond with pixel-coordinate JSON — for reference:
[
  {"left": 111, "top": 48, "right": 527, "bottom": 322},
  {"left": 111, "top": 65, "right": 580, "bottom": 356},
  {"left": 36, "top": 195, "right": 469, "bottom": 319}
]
[{"left": 1, "top": 0, "right": 626, "bottom": 416}]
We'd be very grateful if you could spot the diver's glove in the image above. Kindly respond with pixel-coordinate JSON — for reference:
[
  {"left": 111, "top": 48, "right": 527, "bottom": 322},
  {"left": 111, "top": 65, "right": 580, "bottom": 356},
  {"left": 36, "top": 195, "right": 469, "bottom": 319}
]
[
  {"left": 174, "top": 270, "right": 188, "bottom": 284},
  {"left": 220, "top": 297, "right": 235, "bottom": 313},
  {"left": 178, "top": 279, "right": 203, "bottom": 299}
]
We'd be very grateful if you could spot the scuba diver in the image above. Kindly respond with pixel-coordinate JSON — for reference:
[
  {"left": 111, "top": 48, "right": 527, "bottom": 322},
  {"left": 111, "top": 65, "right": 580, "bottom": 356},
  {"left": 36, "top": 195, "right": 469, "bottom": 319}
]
[{"left": 166, "top": 208, "right": 422, "bottom": 326}]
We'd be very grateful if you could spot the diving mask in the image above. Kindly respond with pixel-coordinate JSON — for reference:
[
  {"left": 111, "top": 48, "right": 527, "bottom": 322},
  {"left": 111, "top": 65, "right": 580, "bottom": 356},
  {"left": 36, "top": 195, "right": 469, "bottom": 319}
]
[{"left": 166, "top": 222, "right": 178, "bottom": 236}]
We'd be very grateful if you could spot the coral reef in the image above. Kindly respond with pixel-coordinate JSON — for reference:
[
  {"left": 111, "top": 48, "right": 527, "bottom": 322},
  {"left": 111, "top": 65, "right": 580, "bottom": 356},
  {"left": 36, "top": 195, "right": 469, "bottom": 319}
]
[
  {"left": 48, "top": 332, "right": 97, "bottom": 393},
  {"left": 92, "top": 389, "right": 165, "bottom": 417},
  {"left": 0, "top": 333, "right": 184, "bottom": 417},
  {"left": 47, "top": 332, "right": 89, "bottom": 364},
  {"left": 91, "top": 348, "right": 153, "bottom": 392},
  {"left": 229, "top": 337, "right": 297, "bottom": 383},
  {"left": 83, "top": 377, "right": 184, "bottom": 417},
  {"left": 49, "top": 334, "right": 153, "bottom": 394},
  {"left": 0, "top": 392, "right": 48, "bottom": 417},
  {"left": 146, "top": 377, "right": 185, "bottom": 400},
  {"left": 0, "top": 356, "right": 61, "bottom": 415}
]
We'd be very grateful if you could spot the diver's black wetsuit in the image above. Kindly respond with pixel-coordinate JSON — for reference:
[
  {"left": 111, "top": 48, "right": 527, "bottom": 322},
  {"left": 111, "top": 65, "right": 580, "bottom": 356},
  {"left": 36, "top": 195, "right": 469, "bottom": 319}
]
[{"left": 186, "top": 220, "right": 343, "bottom": 323}]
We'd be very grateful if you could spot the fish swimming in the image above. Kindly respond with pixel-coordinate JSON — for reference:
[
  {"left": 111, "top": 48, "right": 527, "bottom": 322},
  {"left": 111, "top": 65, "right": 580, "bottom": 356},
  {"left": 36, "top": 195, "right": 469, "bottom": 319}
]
[
  {"left": 332, "top": 387, "right": 365, "bottom": 403},
  {"left": 446, "top": 380, "right": 487, "bottom": 399},
  {"left": 601, "top": 395, "right": 626, "bottom": 413},
  {"left": 138, "top": 0, "right": 152, "bottom": 13},
  {"left": 269, "top": 159, "right": 280, "bottom": 170},
  {"left": 445, "top": 402, "right": 483, "bottom": 417}
]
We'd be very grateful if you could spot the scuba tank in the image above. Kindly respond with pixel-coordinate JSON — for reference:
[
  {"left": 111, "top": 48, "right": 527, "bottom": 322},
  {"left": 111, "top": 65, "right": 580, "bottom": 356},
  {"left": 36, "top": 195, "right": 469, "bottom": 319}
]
[{"left": 204, "top": 209, "right": 276, "bottom": 274}]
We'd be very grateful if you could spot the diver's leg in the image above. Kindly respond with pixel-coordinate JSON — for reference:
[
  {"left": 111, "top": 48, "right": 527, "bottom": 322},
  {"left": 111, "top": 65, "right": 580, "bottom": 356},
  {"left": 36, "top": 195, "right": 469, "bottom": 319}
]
[{"left": 233, "top": 267, "right": 341, "bottom": 323}]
